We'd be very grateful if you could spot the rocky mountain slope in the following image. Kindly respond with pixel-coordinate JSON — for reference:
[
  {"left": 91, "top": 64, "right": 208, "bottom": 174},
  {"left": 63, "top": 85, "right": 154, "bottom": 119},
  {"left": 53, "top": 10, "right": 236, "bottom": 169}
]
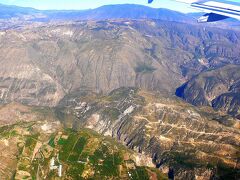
[
  {"left": 0, "top": 3, "right": 239, "bottom": 31},
  {"left": 0, "top": 3, "right": 43, "bottom": 20},
  {"left": 176, "top": 65, "right": 240, "bottom": 119},
  {"left": 0, "top": 20, "right": 240, "bottom": 107},
  {"left": 0, "top": 103, "right": 54, "bottom": 126},
  {"left": 57, "top": 87, "right": 240, "bottom": 180}
]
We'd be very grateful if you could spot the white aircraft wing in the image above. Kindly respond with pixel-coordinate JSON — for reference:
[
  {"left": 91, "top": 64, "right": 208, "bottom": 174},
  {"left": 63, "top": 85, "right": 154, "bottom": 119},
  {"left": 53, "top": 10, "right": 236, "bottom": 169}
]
[{"left": 148, "top": 0, "right": 240, "bottom": 23}]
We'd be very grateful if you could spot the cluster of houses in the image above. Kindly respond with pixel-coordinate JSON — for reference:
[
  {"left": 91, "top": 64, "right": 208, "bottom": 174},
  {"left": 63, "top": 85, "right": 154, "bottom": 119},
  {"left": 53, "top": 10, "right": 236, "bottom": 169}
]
[{"left": 50, "top": 156, "right": 62, "bottom": 177}]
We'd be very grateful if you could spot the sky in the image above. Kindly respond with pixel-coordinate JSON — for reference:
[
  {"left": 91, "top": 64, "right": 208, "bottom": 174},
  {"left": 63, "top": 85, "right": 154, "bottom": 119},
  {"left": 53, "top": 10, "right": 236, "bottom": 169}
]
[{"left": 0, "top": 0, "right": 196, "bottom": 13}]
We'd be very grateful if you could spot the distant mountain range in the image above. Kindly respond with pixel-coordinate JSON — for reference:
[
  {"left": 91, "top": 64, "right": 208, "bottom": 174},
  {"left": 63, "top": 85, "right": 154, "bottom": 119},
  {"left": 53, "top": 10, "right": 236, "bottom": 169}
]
[
  {"left": 0, "top": 3, "right": 38, "bottom": 19},
  {"left": 0, "top": 3, "right": 239, "bottom": 30},
  {"left": 0, "top": 3, "right": 193, "bottom": 22}
]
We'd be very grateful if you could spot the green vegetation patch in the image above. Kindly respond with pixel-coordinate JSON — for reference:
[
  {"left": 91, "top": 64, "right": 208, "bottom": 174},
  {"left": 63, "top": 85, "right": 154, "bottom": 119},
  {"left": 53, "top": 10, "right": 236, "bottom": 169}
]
[
  {"left": 18, "top": 163, "right": 28, "bottom": 171},
  {"left": 165, "top": 151, "right": 206, "bottom": 169},
  {"left": 68, "top": 135, "right": 89, "bottom": 162},
  {"left": 73, "top": 137, "right": 87, "bottom": 155},
  {"left": 48, "top": 134, "right": 56, "bottom": 148},
  {"left": 89, "top": 144, "right": 123, "bottom": 177},
  {"left": 135, "top": 63, "right": 156, "bottom": 73},
  {"left": 25, "top": 133, "right": 39, "bottom": 151},
  {"left": 0, "top": 125, "right": 15, "bottom": 137},
  {"left": 215, "top": 162, "right": 240, "bottom": 180},
  {"left": 67, "top": 163, "right": 85, "bottom": 179},
  {"left": 129, "top": 166, "right": 149, "bottom": 180},
  {"left": 78, "top": 151, "right": 89, "bottom": 162},
  {"left": 102, "top": 108, "right": 120, "bottom": 120},
  {"left": 5, "top": 124, "right": 170, "bottom": 179},
  {"left": 109, "top": 87, "right": 137, "bottom": 101},
  {"left": 59, "top": 133, "right": 79, "bottom": 161},
  {"left": 58, "top": 137, "right": 67, "bottom": 145},
  {"left": 164, "top": 150, "right": 240, "bottom": 179}
]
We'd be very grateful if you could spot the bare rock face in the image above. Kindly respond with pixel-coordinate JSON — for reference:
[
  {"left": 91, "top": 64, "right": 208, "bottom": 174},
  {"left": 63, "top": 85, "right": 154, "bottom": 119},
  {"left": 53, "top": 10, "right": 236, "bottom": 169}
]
[
  {"left": 57, "top": 88, "right": 240, "bottom": 179},
  {"left": 0, "top": 20, "right": 240, "bottom": 107},
  {"left": 0, "top": 43, "right": 65, "bottom": 106},
  {"left": 212, "top": 93, "right": 240, "bottom": 118},
  {"left": 176, "top": 65, "right": 240, "bottom": 119},
  {"left": 0, "top": 102, "right": 57, "bottom": 126}
]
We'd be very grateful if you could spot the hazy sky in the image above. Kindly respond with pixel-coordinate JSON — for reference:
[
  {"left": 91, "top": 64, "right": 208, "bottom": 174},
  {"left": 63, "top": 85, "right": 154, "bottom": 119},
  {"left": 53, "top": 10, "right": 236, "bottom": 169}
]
[{"left": 0, "top": 0, "right": 196, "bottom": 13}]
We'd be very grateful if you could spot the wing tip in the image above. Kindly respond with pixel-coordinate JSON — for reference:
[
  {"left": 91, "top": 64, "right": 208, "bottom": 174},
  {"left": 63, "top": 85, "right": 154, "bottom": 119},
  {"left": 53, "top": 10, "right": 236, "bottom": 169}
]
[{"left": 148, "top": 0, "right": 154, "bottom": 4}]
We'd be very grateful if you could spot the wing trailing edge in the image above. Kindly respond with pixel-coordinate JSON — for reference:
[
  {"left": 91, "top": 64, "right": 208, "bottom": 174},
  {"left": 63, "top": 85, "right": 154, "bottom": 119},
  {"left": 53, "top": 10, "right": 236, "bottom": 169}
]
[
  {"left": 148, "top": 0, "right": 240, "bottom": 22},
  {"left": 197, "top": 13, "right": 229, "bottom": 22}
]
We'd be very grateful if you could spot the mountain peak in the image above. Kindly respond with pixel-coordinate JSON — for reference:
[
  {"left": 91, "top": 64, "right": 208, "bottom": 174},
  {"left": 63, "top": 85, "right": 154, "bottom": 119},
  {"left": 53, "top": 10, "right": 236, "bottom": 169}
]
[{"left": 0, "top": 3, "right": 191, "bottom": 22}]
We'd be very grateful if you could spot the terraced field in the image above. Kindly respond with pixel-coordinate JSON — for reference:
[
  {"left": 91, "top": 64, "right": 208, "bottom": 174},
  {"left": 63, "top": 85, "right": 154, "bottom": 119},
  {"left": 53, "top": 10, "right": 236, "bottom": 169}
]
[{"left": 0, "top": 120, "right": 167, "bottom": 179}]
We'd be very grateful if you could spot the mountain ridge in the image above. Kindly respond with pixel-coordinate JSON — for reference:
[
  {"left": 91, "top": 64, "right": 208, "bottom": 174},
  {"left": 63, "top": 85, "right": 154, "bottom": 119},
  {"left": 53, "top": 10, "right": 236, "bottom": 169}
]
[
  {"left": 0, "top": 19, "right": 240, "bottom": 107},
  {"left": 0, "top": 3, "right": 239, "bottom": 31},
  {"left": 176, "top": 64, "right": 240, "bottom": 119},
  {"left": 56, "top": 87, "right": 240, "bottom": 179},
  {"left": 0, "top": 3, "right": 192, "bottom": 23}
]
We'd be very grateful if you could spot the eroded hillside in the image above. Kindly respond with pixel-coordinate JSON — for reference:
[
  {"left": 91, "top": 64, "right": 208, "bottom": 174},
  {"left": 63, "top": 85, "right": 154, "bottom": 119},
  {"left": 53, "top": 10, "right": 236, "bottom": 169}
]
[
  {"left": 0, "top": 20, "right": 240, "bottom": 106},
  {"left": 57, "top": 87, "right": 240, "bottom": 180},
  {"left": 0, "top": 88, "right": 239, "bottom": 179},
  {"left": 0, "top": 103, "right": 166, "bottom": 180},
  {"left": 176, "top": 65, "right": 240, "bottom": 119}
]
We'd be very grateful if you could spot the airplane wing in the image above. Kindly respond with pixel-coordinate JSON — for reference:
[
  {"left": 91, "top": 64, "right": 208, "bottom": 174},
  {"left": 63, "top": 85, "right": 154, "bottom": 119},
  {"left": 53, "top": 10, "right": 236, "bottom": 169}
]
[{"left": 148, "top": 0, "right": 240, "bottom": 23}]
